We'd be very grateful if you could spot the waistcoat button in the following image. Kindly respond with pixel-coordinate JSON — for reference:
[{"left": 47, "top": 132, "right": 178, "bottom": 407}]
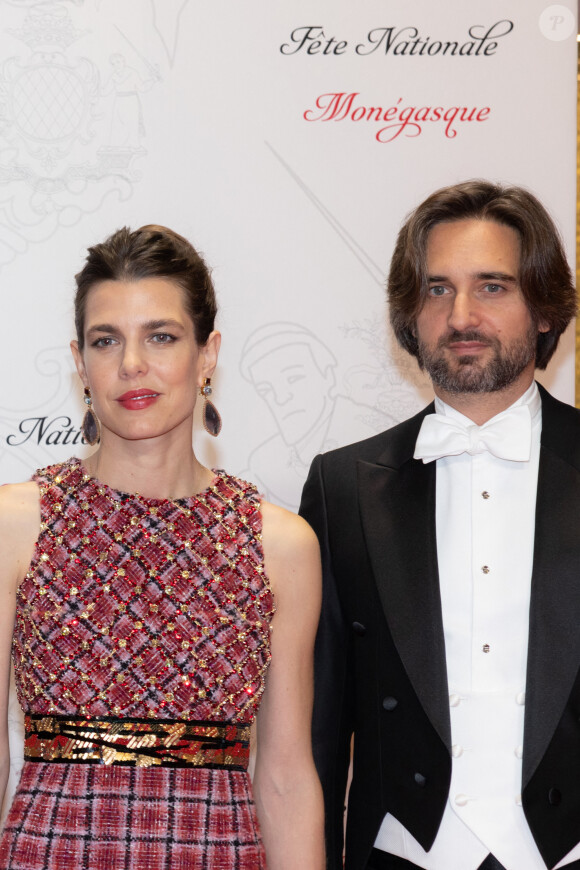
[
  {"left": 382, "top": 696, "right": 398, "bottom": 711},
  {"left": 352, "top": 621, "right": 366, "bottom": 636}
]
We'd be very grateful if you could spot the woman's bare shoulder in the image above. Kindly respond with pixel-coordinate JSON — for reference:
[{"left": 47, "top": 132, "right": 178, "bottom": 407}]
[
  {"left": 0, "top": 481, "right": 40, "bottom": 526},
  {"left": 0, "top": 482, "right": 40, "bottom": 573},
  {"left": 260, "top": 502, "right": 321, "bottom": 613},
  {"left": 260, "top": 500, "right": 319, "bottom": 560}
]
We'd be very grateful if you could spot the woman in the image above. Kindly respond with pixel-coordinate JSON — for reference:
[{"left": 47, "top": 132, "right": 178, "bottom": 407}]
[{"left": 0, "top": 225, "right": 324, "bottom": 869}]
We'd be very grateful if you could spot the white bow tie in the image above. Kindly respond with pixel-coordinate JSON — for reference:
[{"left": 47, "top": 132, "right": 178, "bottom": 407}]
[{"left": 414, "top": 404, "right": 532, "bottom": 463}]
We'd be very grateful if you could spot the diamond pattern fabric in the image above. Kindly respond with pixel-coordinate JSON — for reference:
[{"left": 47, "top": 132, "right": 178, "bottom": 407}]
[{"left": 0, "top": 459, "right": 274, "bottom": 868}]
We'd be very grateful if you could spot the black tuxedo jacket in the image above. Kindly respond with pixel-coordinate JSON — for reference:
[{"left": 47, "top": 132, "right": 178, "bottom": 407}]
[{"left": 299, "top": 385, "right": 580, "bottom": 870}]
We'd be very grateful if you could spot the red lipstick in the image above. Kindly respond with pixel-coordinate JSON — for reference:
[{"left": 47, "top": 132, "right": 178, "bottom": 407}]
[{"left": 117, "top": 389, "right": 160, "bottom": 410}]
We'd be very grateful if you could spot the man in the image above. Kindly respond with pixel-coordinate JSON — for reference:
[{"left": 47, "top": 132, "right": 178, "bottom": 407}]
[{"left": 300, "top": 181, "right": 579, "bottom": 870}]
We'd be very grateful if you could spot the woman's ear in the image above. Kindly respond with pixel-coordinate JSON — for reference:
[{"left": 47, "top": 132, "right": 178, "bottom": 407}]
[
  {"left": 198, "top": 331, "right": 221, "bottom": 384},
  {"left": 70, "top": 340, "right": 89, "bottom": 389}
]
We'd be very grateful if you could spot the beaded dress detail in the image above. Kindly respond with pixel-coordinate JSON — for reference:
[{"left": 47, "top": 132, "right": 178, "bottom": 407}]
[{"left": 0, "top": 458, "right": 275, "bottom": 870}]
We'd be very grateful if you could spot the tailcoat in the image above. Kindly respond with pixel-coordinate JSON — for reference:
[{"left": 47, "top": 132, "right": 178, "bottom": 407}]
[{"left": 300, "top": 385, "right": 580, "bottom": 870}]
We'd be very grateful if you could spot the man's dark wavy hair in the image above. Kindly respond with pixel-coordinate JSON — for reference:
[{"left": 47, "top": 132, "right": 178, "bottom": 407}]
[{"left": 388, "top": 180, "right": 576, "bottom": 370}]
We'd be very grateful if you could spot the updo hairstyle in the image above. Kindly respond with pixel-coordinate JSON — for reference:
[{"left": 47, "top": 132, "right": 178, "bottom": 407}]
[{"left": 74, "top": 225, "right": 217, "bottom": 350}]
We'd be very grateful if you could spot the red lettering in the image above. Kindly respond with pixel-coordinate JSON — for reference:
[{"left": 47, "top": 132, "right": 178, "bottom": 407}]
[{"left": 303, "top": 93, "right": 358, "bottom": 122}]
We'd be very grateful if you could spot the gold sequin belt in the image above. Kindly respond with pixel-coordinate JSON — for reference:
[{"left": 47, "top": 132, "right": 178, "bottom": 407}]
[{"left": 24, "top": 714, "right": 251, "bottom": 770}]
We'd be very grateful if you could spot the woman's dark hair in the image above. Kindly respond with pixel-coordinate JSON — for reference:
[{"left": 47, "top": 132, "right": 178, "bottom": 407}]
[
  {"left": 388, "top": 180, "right": 576, "bottom": 370},
  {"left": 74, "top": 224, "right": 217, "bottom": 349}
]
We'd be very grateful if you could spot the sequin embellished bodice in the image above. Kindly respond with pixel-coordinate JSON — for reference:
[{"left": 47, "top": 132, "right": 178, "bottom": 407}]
[{"left": 13, "top": 459, "right": 275, "bottom": 724}]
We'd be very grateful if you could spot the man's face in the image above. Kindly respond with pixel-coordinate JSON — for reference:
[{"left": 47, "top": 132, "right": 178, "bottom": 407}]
[{"left": 415, "top": 218, "right": 546, "bottom": 397}]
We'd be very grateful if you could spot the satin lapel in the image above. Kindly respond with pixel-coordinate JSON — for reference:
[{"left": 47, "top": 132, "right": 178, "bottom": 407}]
[
  {"left": 523, "top": 443, "right": 580, "bottom": 787},
  {"left": 357, "top": 455, "right": 451, "bottom": 750}
]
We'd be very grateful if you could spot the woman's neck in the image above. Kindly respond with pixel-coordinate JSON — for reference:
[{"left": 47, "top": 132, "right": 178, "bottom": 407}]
[{"left": 81, "top": 430, "right": 214, "bottom": 500}]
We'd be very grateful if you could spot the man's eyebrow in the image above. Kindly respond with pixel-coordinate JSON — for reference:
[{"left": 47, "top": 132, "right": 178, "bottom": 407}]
[
  {"left": 475, "top": 271, "right": 518, "bottom": 283},
  {"left": 427, "top": 271, "right": 518, "bottom": 283}
]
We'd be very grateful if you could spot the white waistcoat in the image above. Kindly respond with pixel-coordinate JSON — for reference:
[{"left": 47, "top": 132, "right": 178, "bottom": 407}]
[{"left": 374, "top": 383, "right": 580, "bottom": 869}]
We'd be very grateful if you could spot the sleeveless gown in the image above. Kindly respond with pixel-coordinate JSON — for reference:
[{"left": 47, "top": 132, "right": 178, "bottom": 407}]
[{"left": 0, "top": 459, "right": 275, "bottom": 869}]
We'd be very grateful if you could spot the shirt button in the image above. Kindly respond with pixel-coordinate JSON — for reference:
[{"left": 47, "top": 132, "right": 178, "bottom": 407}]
[
  {"left": 482, "top": 644, "right": 490, "bottom": 653},
  {"left": 452, "top": 744, "right": 463, "bottom": 758},
  {"left": 516, "top": 692, "right": 526, "bottom": 706},
  {"left": 455, "top": 794, "right": 469, "bottom": 807},
  {"left": 481, "top": 566, "right": 490, "bottom": 574},
  {"left": 482, "top": 491, "right": 490, "bottom": 499},
  {"left": 514, "top": 746, "right": 523, "bottom": 759},
  {"left": 449, "top": 693, "right": 461, "bottom": 707},
  {"left": 515, "top": 795, "right": 523, "bottom": 806}
]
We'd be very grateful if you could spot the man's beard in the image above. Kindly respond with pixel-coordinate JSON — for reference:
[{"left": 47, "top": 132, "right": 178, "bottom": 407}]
[{"left": 416, "top": 327, "right": 537, "bottom": 394}]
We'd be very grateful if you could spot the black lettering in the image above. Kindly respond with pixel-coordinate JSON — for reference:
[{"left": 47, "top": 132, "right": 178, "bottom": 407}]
[
  {"left": 280, "top": 26, "right": 325, "bottom": 55},
  {"left": 45, "top": 430, "right": 62, "bottom": 445},
  {"left": 6, "top": 416, "right": 48, "bottom": 446},
  {"left": 356, "top": 26, "right": 419, "bottom": 56},
  {"left": 6, "top": 415, "right": 83, "bottom": 448},
  {"left": 468, "top": 19, "right": 514, "bottom": 56}
]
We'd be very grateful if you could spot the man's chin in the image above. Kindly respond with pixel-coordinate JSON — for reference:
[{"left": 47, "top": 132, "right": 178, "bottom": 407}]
[{"left": 427, "top": 358, "right": 501, "bottom": 394}]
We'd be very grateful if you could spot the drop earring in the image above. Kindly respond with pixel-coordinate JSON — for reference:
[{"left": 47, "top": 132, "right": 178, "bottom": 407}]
[
  {"left": 200, "top": 378, "right": 222, "bottom": 437},
  {"left": 82, "top": 387, "right": 100, "bottom": 445}
]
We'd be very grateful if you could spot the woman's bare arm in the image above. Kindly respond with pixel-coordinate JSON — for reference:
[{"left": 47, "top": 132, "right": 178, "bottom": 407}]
[
  {"left": 0, "top": 482, "right": 40, "bottom": 819},
  {"left": 253, "top": 501, "right": 325, "bottom": 870}
]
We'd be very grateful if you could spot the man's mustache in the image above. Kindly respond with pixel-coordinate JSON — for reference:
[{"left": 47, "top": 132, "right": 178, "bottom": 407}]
[{"left": 437, "top": 330, "right": 494, "bottom": 349}]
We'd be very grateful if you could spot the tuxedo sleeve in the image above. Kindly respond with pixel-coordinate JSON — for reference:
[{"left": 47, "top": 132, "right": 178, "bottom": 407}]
[{"left": 300, "top": 454, "right": 355, "bottom": 870}]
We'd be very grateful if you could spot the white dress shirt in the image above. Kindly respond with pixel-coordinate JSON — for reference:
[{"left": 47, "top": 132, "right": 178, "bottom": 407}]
[{"left": 374, "top": 382, "right": 580, "bottom": 869}]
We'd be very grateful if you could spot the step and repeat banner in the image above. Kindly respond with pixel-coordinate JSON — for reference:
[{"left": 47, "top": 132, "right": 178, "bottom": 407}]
[{"left": 0, "top": 0, "right": 577, "bottom": 813}]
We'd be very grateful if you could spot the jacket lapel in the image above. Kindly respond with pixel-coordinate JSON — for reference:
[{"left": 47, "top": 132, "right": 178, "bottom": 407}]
[
  {"left": 353, "top": 386, "right": 580, "bottom": 783},
  {"left": 357, "top": 408, "right": 451, "bottom": 751},
  {"left": 523, "top": 387, "right": 580, "bottom": 786}
]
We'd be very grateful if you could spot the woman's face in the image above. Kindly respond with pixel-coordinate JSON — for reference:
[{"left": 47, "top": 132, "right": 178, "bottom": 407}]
[{"left": 71, "top": 277, "right": 220, "bottom": 444}]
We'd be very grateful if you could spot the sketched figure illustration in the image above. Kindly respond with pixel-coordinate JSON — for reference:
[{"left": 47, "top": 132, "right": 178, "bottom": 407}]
[
  {"left": 239, "top": 322, "right": 396, "bottom": 510},
  {"left": 103, "top": 53, "right": 157, "bottom": 151}
]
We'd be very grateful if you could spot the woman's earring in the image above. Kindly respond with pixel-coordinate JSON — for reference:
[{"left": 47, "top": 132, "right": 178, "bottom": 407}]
[
  {"left": 82, "top": 387, "right": 100, "bottom": 445},
  {"left": 200, "top": 378, "right": 222, "bottom": 437}
]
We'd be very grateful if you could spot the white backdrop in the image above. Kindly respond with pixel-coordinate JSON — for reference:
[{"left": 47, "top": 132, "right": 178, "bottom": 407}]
[{"left": 0, "top": 0, "right": 577, "bottom": 817}]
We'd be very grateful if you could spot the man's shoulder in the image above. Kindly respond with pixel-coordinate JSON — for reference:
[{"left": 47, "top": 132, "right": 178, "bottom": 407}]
[
  {"left": 539, "top": 384, "right": 580, "bottom": 462},
  {"left": 317, "top": 402, "right": 433, "bottom": 469},
  {"left": 539, "top": 383, "right": 580, "bottom": 420}
]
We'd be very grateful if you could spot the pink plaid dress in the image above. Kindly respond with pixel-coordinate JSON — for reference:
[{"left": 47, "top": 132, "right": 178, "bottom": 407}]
[{"left": 0, "top": 459, "right": 275, "bottom": 869}]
